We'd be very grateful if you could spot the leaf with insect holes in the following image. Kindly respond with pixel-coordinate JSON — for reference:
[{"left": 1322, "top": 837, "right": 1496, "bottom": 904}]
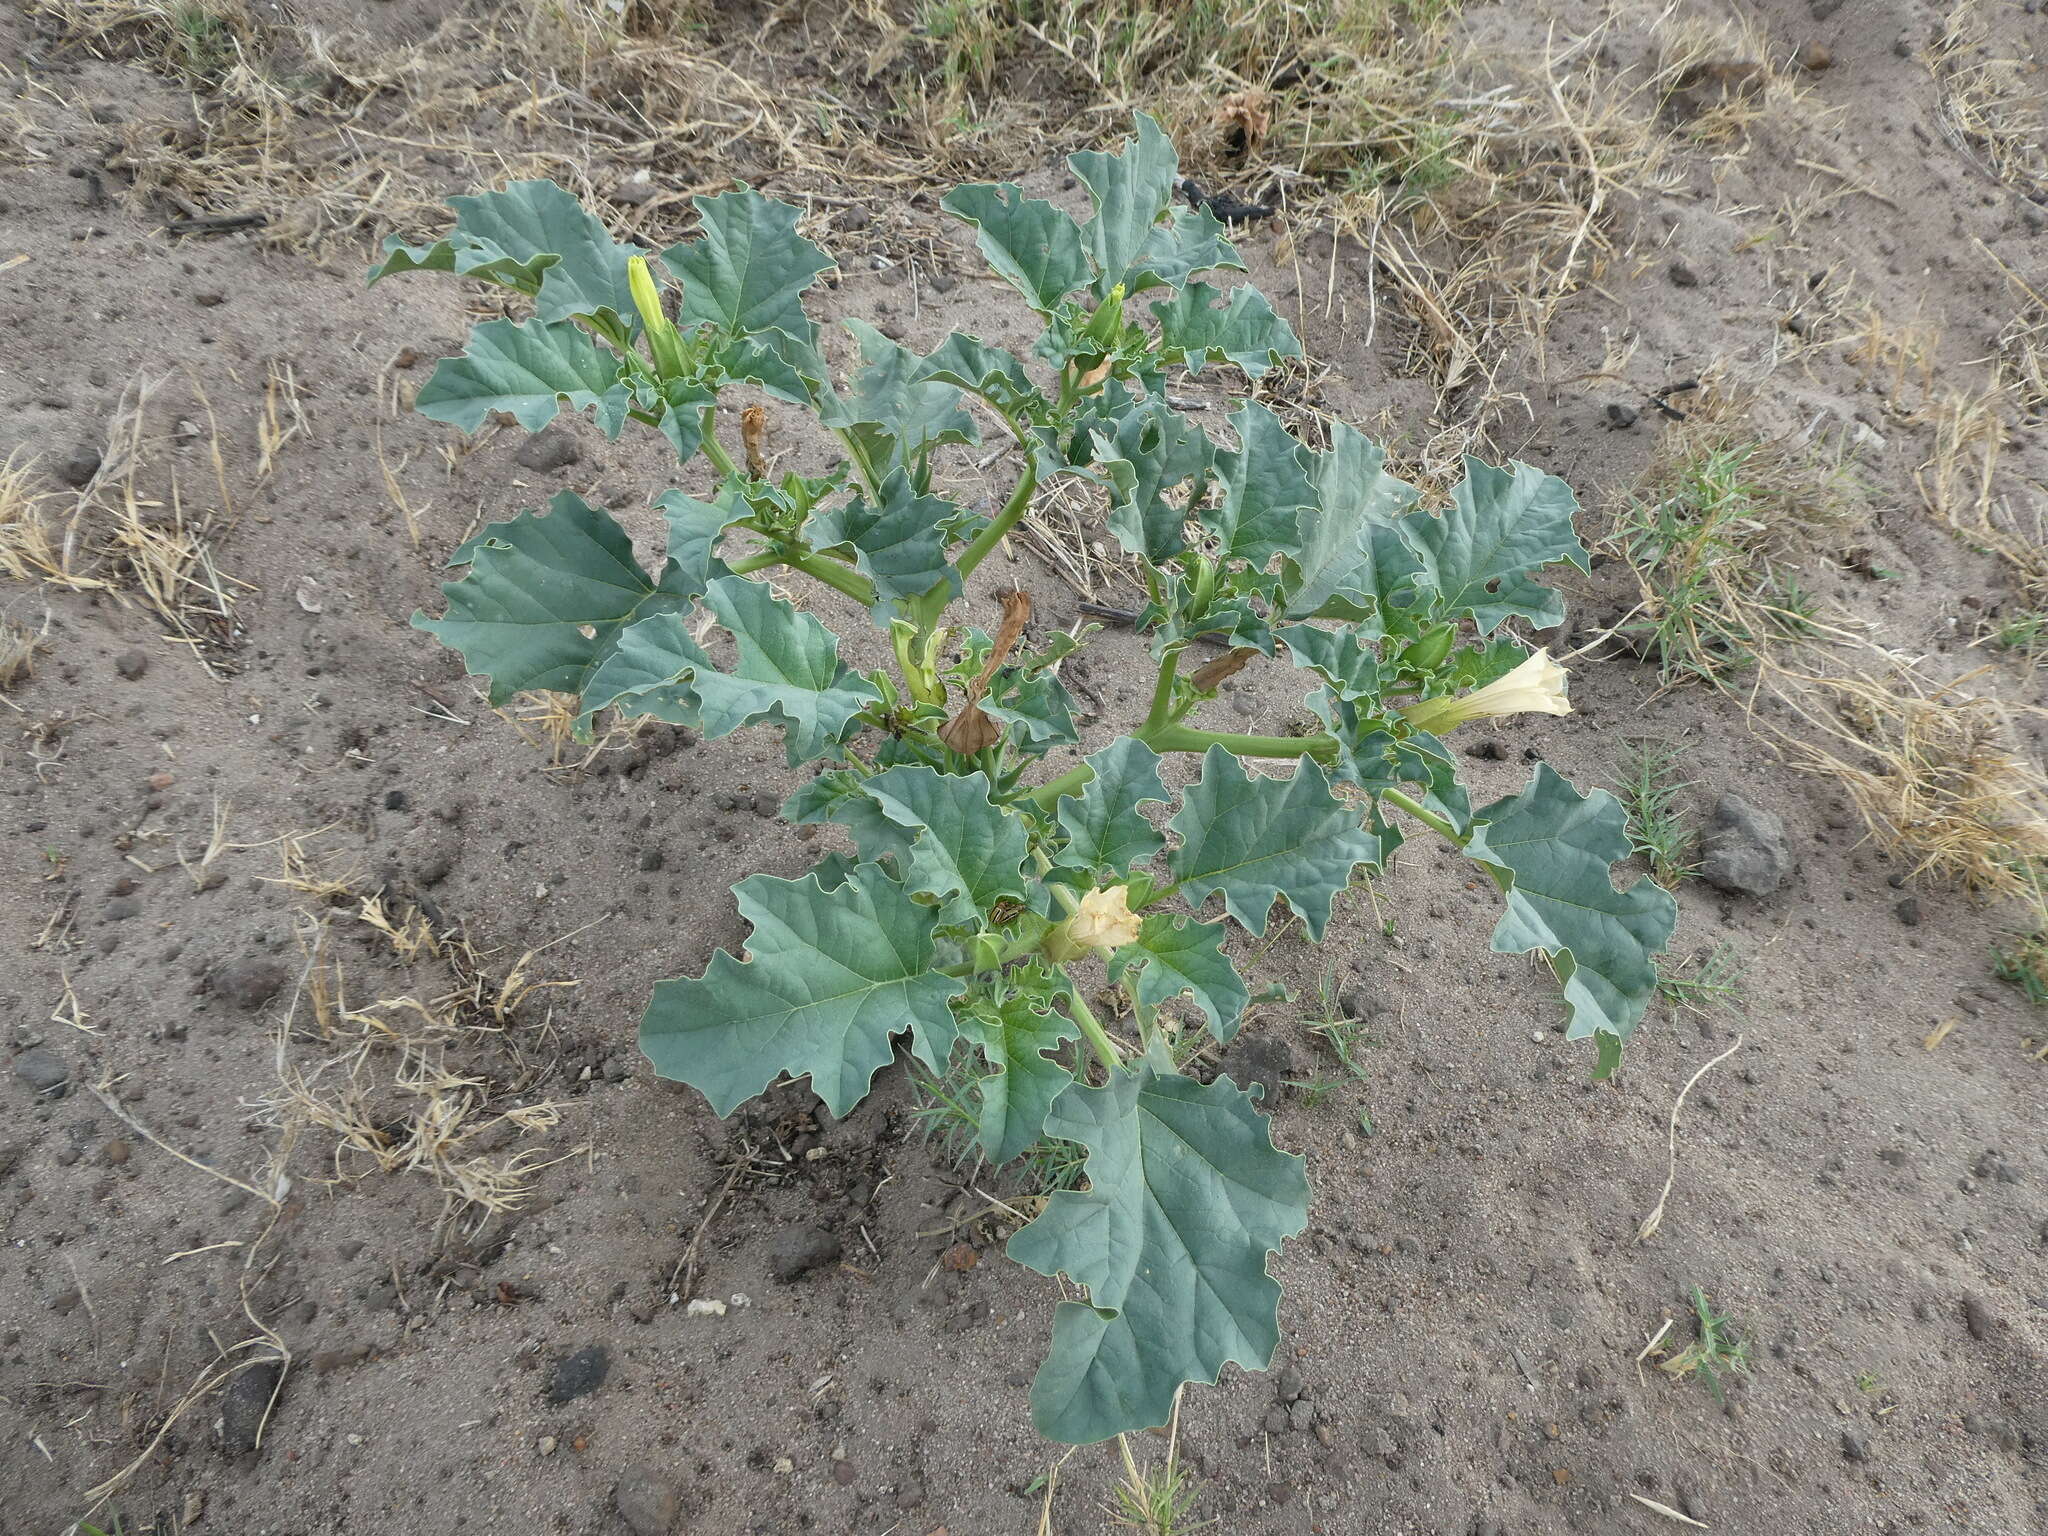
[
  {"left": 1281, "top": 423, "right": 1423, "bottom": 621},
  {"left": 1167, "top": 747, "right": 1382, "bottom": 940},
  {"left": 414, "top": 318, "right": 630, "bottom": 435},
  {"left": 1276, "top": 624, "right": 1384, "bottom": 702},
  {"left": 1071, "top": 112, "right": 1181, "bottom": 297},
  {"left": 1399, "top": 457, "right": 1588, "bottom": 634},
  {"left": 958, "top": 977, "right": 1080, "bottom": 1166},
  {"left": 688, "top": 575, "right": 881, "bottom": 765},
  {"left": 941, "top": 183, "right": 1093, "bottom": 314},
  {"left": 576, "top": 612, "right": 708, "bottom": 733},
  {"left": 369, "top": 180, "right": 638, "bottom": 327},
  {"left": 1205, "top": 401, "right": 1314, "bottom": 566},
  {"left": 1054, "top": 738, "right": 1169, "bottom": 878},
  {"left": 1109, "top": 913, "right": 1250, "bottom": 1044},
  {"left": 414, "top": 491, "right": 697, "bottom": 706},
  {"left": 1151, "top": 282, "right": 1301, "bottom": 377},
  {"left": 1462, "top": 763, "right": 1678, "bottom": 1062},
  {"left": 821, "top": 318, "right": 979, "bottom": 476},
  {"left": 1009, "top": 1052, "right": 1308, "bottom": 1444},
  {"left": 858, "top": 765, "right": 1032, "bottom": 926},
  {"left": 1093, "top": 396, "right": 1215, "bottom": 564},
  {"left": 662, "top": 187, "right": 833, "bottom": 346},
  {"left": 640, "top": 863, "right": 966, "bottom": 1117},
  {"left": 804, "top": 470, "right": 961, "bottom": 611}
]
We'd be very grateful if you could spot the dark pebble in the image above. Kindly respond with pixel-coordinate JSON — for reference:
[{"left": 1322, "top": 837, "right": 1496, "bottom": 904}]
[
  {"left": 1604, "top": 403, "right": 1639, "bottom": 429},
  {"left": 547, "top": 1344, "right": 610, "bottom": 1402},
  {"left": 114, "top": 648, "right": 149, "bottom": 680},
  {"left": 219, "top": 1359, "right": 284, "bottom": 1452},
  {"left": 638, "top": 847, "right": 665, "bottom": 872},
  {"left": 58, "top": 444, "right": 102, "bottom": 487},
  {"left": 214, "top": 957, "right": 287, "bottom": 1012},
  {"left": 1962, "top": 1295, "right": 1995, "bottom": 1341},
  {"left": 768, "top": 1225, "right": 842, "bottom": 1282},
  {"left": 13, "top": 1047, "right": 69, "bottom": 1096},
  {"left": 1894, "top": 897, "right": 1921, "bottom": 927},
  {"left": 1668, "top": 260, "right": 1700, "bottom": 288},
  {"left": 1841, "top": 1431, "right": 1869, "bottom": 1461},
  {"left": 513, "top": 429, "right": 581, "bottom": 472}
]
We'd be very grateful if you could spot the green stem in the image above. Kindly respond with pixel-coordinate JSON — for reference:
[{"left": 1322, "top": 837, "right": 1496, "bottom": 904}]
[
  {"left": 1379, "top": 785, "right": 1466, "bottom": 846},
  {"left": 729, "top": 548, "right": 875, "bottom": 606},
  {"left": 954, "top": 460, "right": 1038, "bottom": 583},
  {"left": 1142, "top": 648, "right": 1180, "bottom": 733},
  {"left": 1141, "top": 723, "right": 1338, "bottom": 762},
  {"left": 697, "top": 406, "right": 741, "bottom": 480},
  {"left": 1024, "top": 761, "right": 1095, "bottom": 808},
  {"left": 1063, "top": 986, "right": 1122, "bottom": 1074},
  {"left": 938, "top": 918, "right": 1051, "bottom": 977}
]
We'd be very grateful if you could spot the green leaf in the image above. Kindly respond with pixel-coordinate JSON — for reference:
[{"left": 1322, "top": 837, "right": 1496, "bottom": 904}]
[
  {"left": 714, "top": 330, "right": 827, "bottom": 406},
  {"left": 1127, "top": 203, "right": 1241, "bottom": 294},
  {"left": 860, "top": 765, "right": 1031, "bottom": 925},
  {"left": 1399, "top": 457, "right": 1588, "bottom": 634},
  {"left": 1275, "top": 624, "right": 1383, "bottom": 701},
  {"left": 1206, "top": 401, "right": 1313, "bottom": 565},
  {"left": 369, "top": 180, "right": 636, "bottom": 327},
  {"left": 941, "top": 183, "right": 1092, "bottom": 313},
  {"left": 1108, "top": 913, "right": 1249, "bottom": 1044},
  {"left": 1462, "top": 763, "right": 1678, "bottom": 1047},
  {"left": 913, "top": 333, "right": 1040, "bottom": 416},
  {"left": 1281, "top": 423, "right": 1422, "bottom": 621},
  {"left": 1151, "top": 282, "right": 1302, "bottom": 377},
  {"left": 959, "top": 984, "right": 1079, "bottom": 1166},
  {"left": 1009, "top": 1056, "right": 1308, "bottom": 1443},
  {"left": 414, "top": 318, "right": 627, "bottom": 434},
  {"left": 640, "top": 863, "right": 966, "bottom": 1117},
  {"left": 783, "top": 768, "right": 916, "bottom": 869},
  {"left": 652, "top": 486, "right": 743, "bottom": 602},
  {"left": 981, "top": 669, "right": 1082, "bottom": 755},
  {"left": 1167, "top": 746, "right": 1381, "bottom": 939},
  {"left": 1071, "top": 112, "right": 1181, "bottom": 297},
  {"left": 577, "top": 612, "right": 708, "bottom": 731},
  {"left": 823, "top": 319, "right": 979, "bottom": 475},
  {"left": 414, "top": 491, "right": 693, "bottom": 705},
  {"left": 1094, "top": 397, "right": 1214, "bottom": 564},
  {"left": 1055, "top": 738, "right": 1168, "bottom": 878},
  {"left": 637, "top": 377, "right": 716, "bottom": 463},
  {"left": 663, "top": 188, "right": 834, "bottom": 345},
  {"left": 804, "top": 469, "right": 961, "bottom": 612},
  {"left": 691, "top": 575, "right": 881, "bottom": 765}
]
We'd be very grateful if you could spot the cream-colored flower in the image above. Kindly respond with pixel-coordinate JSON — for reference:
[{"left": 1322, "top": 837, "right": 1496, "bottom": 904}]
[
  {"left": 1066, "top": 884, "right": 1143, "bottom": 952},
  {"left": 1398, "top": 649, "right": 1571, "bottom": 736}
]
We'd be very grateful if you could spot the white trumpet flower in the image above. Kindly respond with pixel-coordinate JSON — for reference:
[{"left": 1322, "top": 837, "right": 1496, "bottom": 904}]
[{"left": 1399, "top": 649, "right": 1571, "bottom": 736}]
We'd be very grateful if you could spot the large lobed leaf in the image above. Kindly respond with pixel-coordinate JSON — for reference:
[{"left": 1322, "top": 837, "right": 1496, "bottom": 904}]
[
  {"left": 641, "top": 863, "right": 965, "bottom": 1117},
  {"left": 1463, "top": 764, "right": 1679, "bottom": 1062},
  {"left": 859, "top": 765, "right": 1031, "bottom": 926},
  {"left": 690, "top": 576, "right": 881, "bottom": 765},
  {"left": 414, "top": 318, "right": 630, "bottom": 435},
  {"left": 957, "top": 980, "right": 1080, "bottom": 1167},
  {"left": 369, "top": 180, "right": 637, "bottom": 326},
  {"left": 662, "top": 187, "right": 834, "bottom": 347},
  {"left": 1151, "top": 281, "right": 1301, "bottom": 378},
  {"left": 1399, "top": 457, "right": 1588, "bottom": 633},
  {"left": 1281, "top": 422, "right": 1422, "bottom": 622},
  {"left": 1070, "top": 112, "right": 1181, "bottom": 297},
  {"left": 1109, "top": 913, "right": 1250, "bottom": 1044},
  {"left": 940, "top": 183, "right": 1092, "bottom": 314},
  {"left": 1167, "top": 746, "right": 1382, "bottom": 940},
  {"left": 1053, "top": 738, "right": 1169, "bottom": 878},
  {"left": 1009, "top": 1053, "right": 1308, "bottom": 1443}
]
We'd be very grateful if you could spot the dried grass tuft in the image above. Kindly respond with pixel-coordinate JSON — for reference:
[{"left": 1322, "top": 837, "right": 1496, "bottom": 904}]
[
  {"left": 1914, "top": 383, "right": 2048, "bottom": 600},
  {"left": 1929, "top": 1, "right": 2048, "bottom": 202},
  {"left": 1778, "top": 668, "right": 2048, "bottom": 899},
  {"left": 0, "top": 615, "right": 44, "bottom": 691}
]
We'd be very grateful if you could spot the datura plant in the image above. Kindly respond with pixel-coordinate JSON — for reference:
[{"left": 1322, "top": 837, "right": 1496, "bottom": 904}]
[{"left": 371, "top": 115, "right": 1678, "bottom": 1446}]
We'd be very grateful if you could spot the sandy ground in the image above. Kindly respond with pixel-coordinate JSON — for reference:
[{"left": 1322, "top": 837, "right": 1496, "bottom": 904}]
[{"left": 2, "top": 0, "right": 2045, "bottom": 1532}]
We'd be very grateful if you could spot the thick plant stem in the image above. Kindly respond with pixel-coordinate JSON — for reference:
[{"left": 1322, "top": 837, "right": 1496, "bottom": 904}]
[
  {"left": 1379, "top": 785, "right": 1466, "bottom": 846},
  {"left": 1024, "top": 762, "right": 1095, "bottom": 808},
  {"left": 1064, "top": 986, "right": 1122, "bottom": 1074},
  {"left": 1143, "top": 723, "right": 1339, "bottom": 763},
  {"left": 698, "top": 407, "right": 741, "bottom": 479},
  {"left": 728, "top": 549, "right": 875, "bottom": 606},
  {"left": 1143, "top": 650, "right": 1180, "bottom": 733},
  {"left": 953, "top": 463, "right": 1038, "bottom": 583}
]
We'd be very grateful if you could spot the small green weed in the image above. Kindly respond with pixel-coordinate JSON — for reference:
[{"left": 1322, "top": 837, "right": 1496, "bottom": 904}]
[
  {"left": 1111, "top": 1396, "right": 1207, "bottom": 1534},
  {"left": 1992, "top": 927, "right": 2048, "bottom": 1006},
  {"left": 1614, "top": 739, "right": 1698, "bottom": 887},
  {"left": 910, "top": 1057, "right": 1087, "bottom": 1193},
  {"left": 1658, "top": 1286, "right": 1750, "bottom": 1403},
  {"left": 1656, "top": 944, "right": 1746, "bottom": 1016},
  {"left": 1988, "top": 609, "right": 2048, "bottom": 665}
]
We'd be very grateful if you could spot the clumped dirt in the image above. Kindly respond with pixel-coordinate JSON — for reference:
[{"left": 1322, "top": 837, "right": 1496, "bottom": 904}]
[{"left": 2, "top": 1, "right": 2045, "bottom": 1533}]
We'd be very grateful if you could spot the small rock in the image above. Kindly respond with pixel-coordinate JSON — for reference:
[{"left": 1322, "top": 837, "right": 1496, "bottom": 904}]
[
  {"left": 1261, "top": 1405, "right": 1290, "bottom": 1434},
  {"left": 638, "top": 847, "right": 665, "bottom": 872},
  {"left": 537, "top": 1435, "right": 558, "bottom": 1456},
  {"left": 610, "top": 175, "right": 655, "bottom": 207},
  {"left": 1465, "top": 737, "right": 1508, "bottom": 761},
  {"left": 830, "top": 205, "right": 872, "bottom": 233},
  {"left": 752, "top": 793, "right": 779, "bottom": 818},
  {"left": 57, "top": 444, "right": 102, "bottom": 487},
  {"left": 1276, "top": 1366, "right": 1305, "bottom": 1401},
  {"left": 1604, "top": 403, "right": 1639, "bottom": 429},
  {"left": 14, "top": 1047, "right": 70, "bottom": 1096},
  {"left": 214, "top": 957, "right": 287, "bottom": 1012},
  {"left": 413, "top": 835, "right": 458, "bottom": 888},
  {"left": 1286, "top": 1398, "right": 1316, "bottom": 1434},
  {"left": 114, "top": 648, "right": 149, "bottom": 680},
  {"left": 1668, "top": 260, "right": 1701, "bottom": 288},
  {"left": 194, "top": 290, "right": 226, "bottom": 307},
  {"left": 1809, "top": 0, "right": 1843, "bottom": 18},
  {"left": 219, "top": 1359, "right": 284, "bottom": 1453},
  {"left": 513, "top": 429, "right": 581, "bottom": 472},
  {"left": 768, "top": 1225, "right": 842, "bottom": 1283},
  {"left": 1798, "top": 41, "right": 1833, "bottom": 72},
  {"left": 614, "top": 1467, "right": 680, "bottom": 1534},
  {"left": 1218, "top": 1035, "right": 1294, "bottom": 1111},
  {"left": 1894, "top": 897, "right": 1921, "bottom": 927},
  {"left": 831, "top": 1461, "right": 856, "bottom": 1486},
  {"left": 1841, "top": 1431, "right": 1870, "bottom": 1461},
  {"left": 1962, "top": 1295, "right": 1995, "bottom": 1341},
  {"left": 1699, "top": 793, "right": 1795, "bottom": 896},
  {"left": 546, "top": 1344, "right": 610, "bottom": 1403},
  {"left": 103, "top": 1139, "right": 130, "bottom": 1166}
]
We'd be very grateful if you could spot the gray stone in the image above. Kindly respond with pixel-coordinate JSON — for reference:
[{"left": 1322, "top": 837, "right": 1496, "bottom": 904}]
[
  {"left": 1840, "top": 1430, "right": 1869, "bottom": 1462},
  {"left": 214, "top": 957, "right": 287, "bottom": 1012},
  {"left": 767, "top": 1225, "right": 842, "bottom": 1283},
  {"left": 513, "top": 429, "right": 581, "bottom": 472},
  {"left": 57, "top": 444, "right": 102, "bottom": 487},
  {"left": 613, "top": 1466, "right": 681, "bottom": 1535},
  {"left": 1668, "top": 260, "right": 1701, "bottom": 288},
  {"left": 219, "top": 1359, "right": 284, "bottom": 1452},
  {"left": 13, "top": 1047, "right": 69, "bottom": 1096},
  {"left": 1699, "top": 793, "right": 1794, "bottom": 896},
  {"left": 114, "top": 648, "right": 149, "bottom": 680}
]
